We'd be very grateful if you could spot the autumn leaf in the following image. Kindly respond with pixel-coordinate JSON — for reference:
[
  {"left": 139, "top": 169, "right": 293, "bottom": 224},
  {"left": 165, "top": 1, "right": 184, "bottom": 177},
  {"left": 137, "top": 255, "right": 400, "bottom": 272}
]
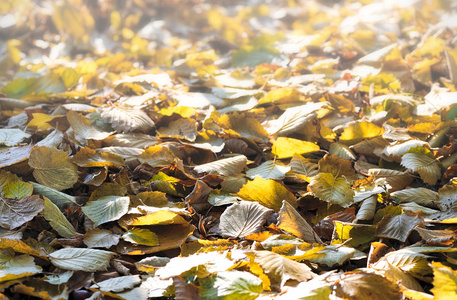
[{"left": 28, "top": 146, "right": 78, "bottom": 191}]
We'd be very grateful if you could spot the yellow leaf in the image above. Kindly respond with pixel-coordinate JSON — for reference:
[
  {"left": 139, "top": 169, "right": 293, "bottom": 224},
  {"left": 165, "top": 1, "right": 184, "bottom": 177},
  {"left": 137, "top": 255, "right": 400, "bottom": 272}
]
[
  {"left": 277, "top": 201, "right": 322, "bottom": 243},
  {"left": 339, "top": 121, "right": 385, "bottom": 145},
  {"left": 272, "top": 137, "right": 320, "bottom": 159},
  {"left": 130, "top": 211, "right": 188, "bottom": 226},
  {"left": 160, "top": 106, "right": 196, "bottom": 118},
  {"left": 139, "top": 145, "right": 175, "bottom": 167},
  {"left": 218, "top": 112, "right": 269, "bottom": 140},
  {"left": 237, "top": 177, "right": 296, "bottom": 212},
  {"left": 258, "top": 87, "right": 301, "bottom": 105},
  {"left": 28, "top": 146, "right": 78, "bottom": 191},
  {"left": 3, "top": 180, "right": 33, "bottom": 199},
  {"left": 72, "top": 146, "right": 125, "bottom": 167},
  {"left": 308, "top": 173, "right": 354, "bottom": 207},
  {"left": 431, "top": 262, "right": 457, "bottom": 300},
  {"left": 26, "top": 113, "right": 57, "bottom": 131}
]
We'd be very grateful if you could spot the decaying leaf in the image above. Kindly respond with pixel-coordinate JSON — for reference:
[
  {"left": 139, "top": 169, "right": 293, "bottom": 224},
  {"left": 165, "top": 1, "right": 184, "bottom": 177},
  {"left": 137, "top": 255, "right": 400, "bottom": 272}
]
[
  {"left": 253, "top": 250, "right": 316, "bottom": 287},
  {"left": 308, "top": 173, "right": 354, "bottom": 207},
  {"left": 28, "top": 146, "right": 78, "bottom": 191},
  {"left": 48, "top": 248, "right": 114, "bottom": 272},
  {"left": 277, "top": 200, "right": 322, "bottom": 243},
  {"left": 237, "top": 177, "right": 297, "bottom": 212},
  {"left": 219, "top": 201, "right": 273, "bottom": 238}
]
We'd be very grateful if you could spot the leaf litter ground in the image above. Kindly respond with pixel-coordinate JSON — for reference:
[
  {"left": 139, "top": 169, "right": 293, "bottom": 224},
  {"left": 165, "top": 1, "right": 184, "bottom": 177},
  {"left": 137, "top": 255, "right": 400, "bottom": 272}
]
[{"left": 1, "top": 0, "right": 457, "bottom": 299}]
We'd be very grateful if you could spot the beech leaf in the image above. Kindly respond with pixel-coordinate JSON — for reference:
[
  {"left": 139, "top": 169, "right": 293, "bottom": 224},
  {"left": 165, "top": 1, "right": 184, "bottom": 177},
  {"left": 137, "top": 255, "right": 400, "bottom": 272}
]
[
  {"left": 42, "top": 197, "right": 76, "bottom": 238},
  {"left": 219, "top": 201, "right": 273, "bottom": 238},
  {"left": 277, "top": 200, "right": 322, "bottom": 243},
  {"left": 48, "top": 248, "right": 115, "bottom": 272},
  {"left": 0, "top": 195, "right": 44, "bottom": 230},
  {"left": 237, "top": 177, "right": 297, "bottom": 212},
  {"left": 194, "top": 155, "right": 247, "bottom": 176},
  {"left": 81, "top": 196, "right": 130, "bottom": 227},
  {"left": 308, "top": 173, "right": 354, "bottom": 207},
  {"left": 400, "top": 153, "right": 441, "bottom": 185},
  {"left": 253, "top": 250, "right": 316, "bottom": 287},
  {"left": 28, "top": 146, "right": 78, "bottom": 191}
]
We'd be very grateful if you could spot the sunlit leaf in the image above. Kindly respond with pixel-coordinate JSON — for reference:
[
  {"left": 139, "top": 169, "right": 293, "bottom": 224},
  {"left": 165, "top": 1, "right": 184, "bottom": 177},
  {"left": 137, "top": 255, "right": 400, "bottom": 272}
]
[
  {"left": 246, "top": 160, "right": 291, "bottom": 180},
  {"left": 272, "top": 137, "right": 320, "bottom": 159},
  {"left": 265, "top": 102, "right": 326, "bottom": 136},
  {"left": 390, "top": 188, "right": 439, "bottom": 207},
  {"left": 3, "top": 181, "right": 33, "bottom": 199},
  {"left": 0, "top": 128, "right": 30, "bottom": 146},
  {"left": 90, "top": 275, "right": 141, "bottom": 293},
  {"left": 138, "top": 145, "right": 175, "bottom": 167},
  {"left": 339, "top": 121, "right": 385, "bottom": 145},
  {"left": 400, "top": 152, "right": 441, "bottom": 185},
  {"left": 194, "top": 155, "right": 247, "bottom": 176},
  {"left": 157, "top": 118, "right": 197, "bottom": 142},
  {"left": 200, "top": 271, "right": 263, "bottom": 300},
  {"left": 219, "top": 201, "right": 273, "bottom": 238},
  {"left": 156, "top": 251, "right": 235, "bottom": 279},
  {"left": 72, "top": 146, "right": 125, "bottom": 167},
  {"left": 277, "top": 200, "right": 322, "bottom": 243},
  {"left": 99, "top": 105, "right": 155, "bottom": 133},
  {"left": 335, "top": 272, "right": 402, "bottom": 300},
  {"left": 329, "top": 142, "right": 357, "bottom": 160},
  {"left": 129, "top": 210, "right": 187, "bottom": 226},
  {"left": 237, "top": 177, "right": 296, "bottom": 212},
  {"left": 253, "top": 250, "right": 316, "bottom": 287},
  {"left": 308, "top": 173, "right": 354, "bottom": 207},
  {"left": 431, "top": 262, "right": 457, "bottom": 299},
  {"left": 67, "top": 110, "right": 113, "bottom": 145}
]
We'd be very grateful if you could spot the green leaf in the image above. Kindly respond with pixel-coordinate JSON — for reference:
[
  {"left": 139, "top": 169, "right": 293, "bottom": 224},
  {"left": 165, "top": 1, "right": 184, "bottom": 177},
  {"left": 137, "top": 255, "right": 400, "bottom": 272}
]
[
  {"left": 81, "top": 196, "right": 130, "bottom": 226},
  {"left": 232, "top": 46, "right": 284, "bottom": 68},
  {"left": 48, "top": 248, "right": 114, "bottom": 272},
  {"left": 3, "top": 181, "right": 33, "bottom": 199},
  {"left": 31, "top": 182, "right": 78, "bottom": 209},
  {"left": 61, "top": 67, "right": 81, "bottom": 88},
  {"left": 42, "top": 197, "right": 76, "bottom": 238},
  {"left": 200, "top": 271, "right": 263, "bottom": 300},
  {"left": 122, "top": 228, "right": 160, "bottom": 246},
  {"left": 308, "top": 173, "right": 354, "bottom": 207}
]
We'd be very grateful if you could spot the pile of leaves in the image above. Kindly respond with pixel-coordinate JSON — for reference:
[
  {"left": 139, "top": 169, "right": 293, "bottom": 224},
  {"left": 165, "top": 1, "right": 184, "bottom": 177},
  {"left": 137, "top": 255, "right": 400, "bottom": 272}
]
[{"left": 1, "top": 0, "right": 457, "bottom": 299}]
